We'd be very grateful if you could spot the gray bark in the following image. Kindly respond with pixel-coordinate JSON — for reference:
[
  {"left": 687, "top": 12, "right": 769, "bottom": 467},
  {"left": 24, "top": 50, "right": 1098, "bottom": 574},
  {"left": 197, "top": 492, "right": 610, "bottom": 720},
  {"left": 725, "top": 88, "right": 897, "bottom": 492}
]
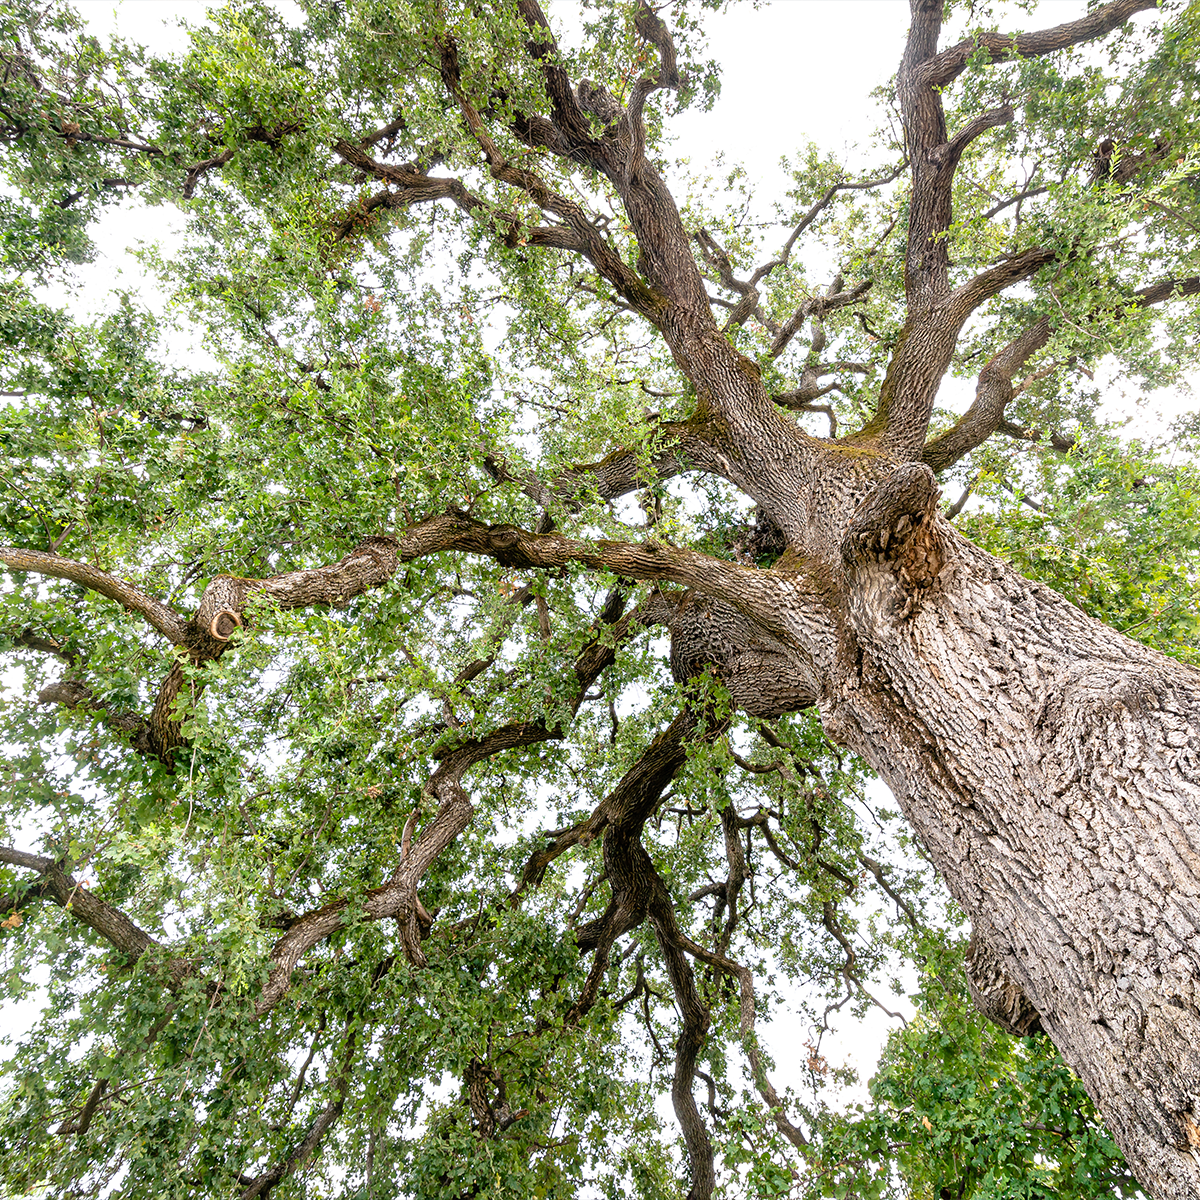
[{"left": 824, "top": 492, "right": 1200, "bottom": 1194}]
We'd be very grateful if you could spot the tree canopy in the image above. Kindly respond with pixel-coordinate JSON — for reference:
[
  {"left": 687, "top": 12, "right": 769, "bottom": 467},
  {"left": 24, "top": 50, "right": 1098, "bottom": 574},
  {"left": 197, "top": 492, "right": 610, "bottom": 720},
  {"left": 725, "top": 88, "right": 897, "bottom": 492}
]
[{"left": 1, "top": 1, "right": 1199, "bottom": 1198}]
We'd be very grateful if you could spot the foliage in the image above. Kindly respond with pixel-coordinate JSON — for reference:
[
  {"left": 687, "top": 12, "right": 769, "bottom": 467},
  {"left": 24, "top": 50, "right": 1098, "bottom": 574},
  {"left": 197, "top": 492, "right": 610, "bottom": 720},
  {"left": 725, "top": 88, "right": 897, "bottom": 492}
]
[{"left": 806, "top": 937, "right": 1139, "bottom": 1200}]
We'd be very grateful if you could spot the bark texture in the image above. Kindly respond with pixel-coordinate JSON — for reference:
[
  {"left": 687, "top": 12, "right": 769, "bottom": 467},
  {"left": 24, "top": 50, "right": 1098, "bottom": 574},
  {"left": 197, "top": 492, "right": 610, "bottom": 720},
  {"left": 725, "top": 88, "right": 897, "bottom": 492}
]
[{"left": 826, "top": 505, "right": 1200, "bottom": 1194}]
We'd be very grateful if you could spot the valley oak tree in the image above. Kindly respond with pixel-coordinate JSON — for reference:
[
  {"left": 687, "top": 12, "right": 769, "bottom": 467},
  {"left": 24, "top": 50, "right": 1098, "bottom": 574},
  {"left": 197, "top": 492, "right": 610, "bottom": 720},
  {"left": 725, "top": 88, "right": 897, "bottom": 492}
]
[{"left": 2, "top": 0, "right": 1200, "bottom": 1197}]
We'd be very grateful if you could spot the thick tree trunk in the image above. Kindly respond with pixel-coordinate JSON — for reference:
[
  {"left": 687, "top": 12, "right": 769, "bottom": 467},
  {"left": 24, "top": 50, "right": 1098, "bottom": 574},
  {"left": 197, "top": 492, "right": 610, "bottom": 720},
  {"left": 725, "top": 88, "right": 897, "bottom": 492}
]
[
  {"left": 802, "top": 466, "right": 1200, "bottom": 1198},
  {"left": 609, "top": 214, "right": 1200, "bottom": 1191}
]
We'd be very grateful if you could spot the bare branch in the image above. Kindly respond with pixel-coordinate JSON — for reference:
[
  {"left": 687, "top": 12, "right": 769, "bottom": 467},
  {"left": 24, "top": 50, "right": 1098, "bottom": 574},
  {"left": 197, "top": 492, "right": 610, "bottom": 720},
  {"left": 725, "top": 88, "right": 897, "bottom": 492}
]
[
  {"left": 983, "top": 184, "right": 1049, "bottom": 220},
  {"left": 749, "top": 162, "right": 907, "bottom": 289},
  {"left": 921, "top": 317, "right": 1051, "bottom": 473},
  {"left": 768, "top": 280, "right": 872, "bottom": 361}
]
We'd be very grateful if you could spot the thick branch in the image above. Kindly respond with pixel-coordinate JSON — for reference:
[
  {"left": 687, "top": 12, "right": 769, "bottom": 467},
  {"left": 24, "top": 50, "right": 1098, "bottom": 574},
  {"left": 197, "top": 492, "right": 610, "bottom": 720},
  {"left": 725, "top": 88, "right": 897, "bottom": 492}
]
[
  {"left": 920, "top": 317, "right": 1051, "bottom": 473},
  {"left": 0, "top": 846, "right": 189, "bottom": 985},
  {"left": 0, "top": 548, "right": 188, "bottom": 644},
  {"left": 10, "top": 501, "right": 808, "bottom": 772},
  {"left": 922, "top": 0, "right": 1158, "bottom": 88},
  {"left": 930, "top": 102, "right": 1015, "bottom": 170},
  {"left": 435, "top": 44, "right": 662, "bottom": 318},
  {"left": 922, "top": 272, "right": 1200, "bottom": 472},
  {"left": 1128, "top": 275, "right": 1200, "bottom": 310},
  {"left": 505, "top": 0, "right": 709, "bottom": 313},
  {"left": 949, "top": 247, "right": 1056, "bottom": 320}
]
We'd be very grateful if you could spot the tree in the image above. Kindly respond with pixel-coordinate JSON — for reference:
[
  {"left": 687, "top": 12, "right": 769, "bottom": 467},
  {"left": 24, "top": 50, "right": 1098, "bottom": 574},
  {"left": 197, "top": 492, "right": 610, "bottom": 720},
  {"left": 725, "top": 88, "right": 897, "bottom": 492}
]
[{"left": 1, "top": 0, "right": 1199, "bottom": 1197}]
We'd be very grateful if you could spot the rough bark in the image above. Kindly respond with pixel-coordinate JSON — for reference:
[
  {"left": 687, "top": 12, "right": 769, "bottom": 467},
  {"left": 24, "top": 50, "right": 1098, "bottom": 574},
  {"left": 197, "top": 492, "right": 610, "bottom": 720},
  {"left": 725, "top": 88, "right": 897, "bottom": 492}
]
[{"left": 822, "top": 500, "right": 1200, "bottom": 1197}]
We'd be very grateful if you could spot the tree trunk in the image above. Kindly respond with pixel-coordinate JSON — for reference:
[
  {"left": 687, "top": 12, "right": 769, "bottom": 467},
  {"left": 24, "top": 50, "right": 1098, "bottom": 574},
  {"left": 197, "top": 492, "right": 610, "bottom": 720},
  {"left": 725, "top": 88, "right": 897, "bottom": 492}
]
[{"left": 805, "top": 464, "right": 1200, "bottom": 1198}]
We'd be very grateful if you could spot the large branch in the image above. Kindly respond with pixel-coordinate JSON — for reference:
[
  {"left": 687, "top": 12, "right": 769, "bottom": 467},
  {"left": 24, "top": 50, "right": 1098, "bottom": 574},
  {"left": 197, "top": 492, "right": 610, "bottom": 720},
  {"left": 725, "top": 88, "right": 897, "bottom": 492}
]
[
  {"left": 1128, "top": 275, "right": 1200, "bottom": 311},
  {"left": 921, "top": 317, "right": 1051, "bottom": 473},
  {"left": 8, "top": 496, "right": 805, "bottom": 770},
  {"left": 922, "top": 0, "right": 1158, "bottom": 88},
  {"left": 570, "top": 706, "right": 725, "bottom": 1021},
  {"left": 200, "top": 514, "right": 800, "bottom": 647},
  {"left": 898, "top": 0, "right": 953, "bottom": 306},
  {"left": 929, "top": 102, "right": 1015, "bottom": 172},
  {"left": 0, "top": 548, "right": 188, "bottom": 644},
  {"left": 0, "top": 846, "right": 189, "bottom": 986},
  {"left": 893, "top": 0, "right": 1150, "bottom": 315},
  {"left": 862, "top": 0, "right": 1087, "bottom": 454},
  {"left": 923, "top": 273, "right": 1200, "bottom": 472},
  {"left": 948, "top": 246, "right": 1057, "bottom": 321},
  {"left": 504, "top": 0, "right": 710, "bottom": 314}
]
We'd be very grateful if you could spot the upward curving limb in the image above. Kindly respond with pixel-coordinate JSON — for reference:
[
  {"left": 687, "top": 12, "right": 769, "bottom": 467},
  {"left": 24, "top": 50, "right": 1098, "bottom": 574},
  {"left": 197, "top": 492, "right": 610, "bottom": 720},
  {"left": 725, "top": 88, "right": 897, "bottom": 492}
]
[
  {"left": 922, "top": 0, "right": 1159, "bottom": 89},
  {"left": 923, "top": 274, "right": 1200, "bottom": 474},
  {"left": 501, "top": 0, "right": 711, "bottom": 314},
  {"left": 920, "top": 317, "right": 1052, "bottom": 474},
  {"left": 947, "top": 248, "right": 1057, "bottom": 323}
]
